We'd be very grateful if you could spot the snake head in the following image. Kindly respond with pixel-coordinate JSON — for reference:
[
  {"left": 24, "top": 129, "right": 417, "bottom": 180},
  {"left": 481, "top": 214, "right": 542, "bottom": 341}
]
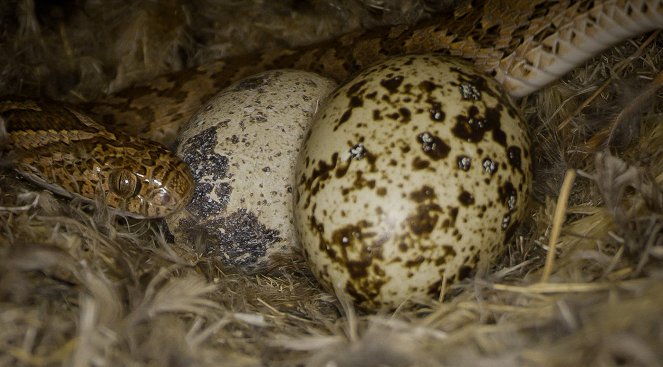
[
  {"left": 99, "top": 137, "right": 195, "bottom": 218},
  {"left": 3, "top": 99, "right": 194, "bottom": 219}
]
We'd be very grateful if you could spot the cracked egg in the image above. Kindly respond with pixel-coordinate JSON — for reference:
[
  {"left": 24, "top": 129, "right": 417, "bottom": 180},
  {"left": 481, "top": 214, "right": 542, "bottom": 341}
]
[{"left": 167, "top": 70, "right": 336, "bottom": 271}]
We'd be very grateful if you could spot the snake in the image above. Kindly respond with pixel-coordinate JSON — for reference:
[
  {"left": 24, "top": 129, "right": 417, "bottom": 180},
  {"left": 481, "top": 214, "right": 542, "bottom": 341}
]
[
  {"left": 3, "top": 0, "right": 663, "bottom": 218},
  {"left": 1, "top": 99, "right": 194, "bottom": 218}
]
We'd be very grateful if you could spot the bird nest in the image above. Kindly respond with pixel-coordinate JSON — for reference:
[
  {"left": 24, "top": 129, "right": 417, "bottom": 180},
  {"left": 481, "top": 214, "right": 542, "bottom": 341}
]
[{"left": 1, "top": 1, "right": 662, "bottom": 366}]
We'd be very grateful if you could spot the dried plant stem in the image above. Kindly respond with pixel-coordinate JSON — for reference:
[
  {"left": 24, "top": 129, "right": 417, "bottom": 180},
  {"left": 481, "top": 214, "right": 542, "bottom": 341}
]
[
  {"left": 540, "top": 169, "right": 576, "bottom": 283},
  {"left": 495, "top": 278, "right": 651, "bottom": 294}
]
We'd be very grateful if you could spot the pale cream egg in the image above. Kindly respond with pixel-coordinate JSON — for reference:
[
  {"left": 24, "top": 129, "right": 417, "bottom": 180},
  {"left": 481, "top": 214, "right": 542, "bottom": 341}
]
[{"left": 167, "top": 70, "right": 337, "bottom": 271}]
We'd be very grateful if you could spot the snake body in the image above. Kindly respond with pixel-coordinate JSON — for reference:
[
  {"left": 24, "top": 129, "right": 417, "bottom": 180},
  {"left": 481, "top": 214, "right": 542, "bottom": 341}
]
[
  {"left": 4, "top": 0, "right": 663, "bottom": 218},
  {"left": 88, "top": 0, "right": 663, "bottom": 148},
  {"left": 1, "top": 99, "right": 194, "bottom": 218}
]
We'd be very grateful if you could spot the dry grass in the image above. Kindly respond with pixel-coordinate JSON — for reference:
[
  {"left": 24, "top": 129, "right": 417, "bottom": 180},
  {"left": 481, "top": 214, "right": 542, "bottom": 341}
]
[{"left": 1, "top": 1, "right": 662, "bottom": 366}]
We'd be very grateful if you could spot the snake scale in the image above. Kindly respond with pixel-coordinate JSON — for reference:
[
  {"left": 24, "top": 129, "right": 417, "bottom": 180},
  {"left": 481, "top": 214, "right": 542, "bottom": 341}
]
[{"left": 2, "top": 0, "right": 663, "bottom": 218}]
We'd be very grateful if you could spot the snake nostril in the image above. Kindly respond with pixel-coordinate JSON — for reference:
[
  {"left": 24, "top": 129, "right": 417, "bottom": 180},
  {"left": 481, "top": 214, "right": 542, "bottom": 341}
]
[{"left": 154, "top": 189, "right": 172, "bottom": 206}]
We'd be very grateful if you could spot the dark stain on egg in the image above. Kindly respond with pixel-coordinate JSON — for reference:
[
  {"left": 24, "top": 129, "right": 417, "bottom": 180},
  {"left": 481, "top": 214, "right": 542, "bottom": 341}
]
[
  {"left": 179, "top": 127, "right": 233, "bottom": 217},
  {"left": 176, "top": 208, "right": 280, "bottom": 269}
]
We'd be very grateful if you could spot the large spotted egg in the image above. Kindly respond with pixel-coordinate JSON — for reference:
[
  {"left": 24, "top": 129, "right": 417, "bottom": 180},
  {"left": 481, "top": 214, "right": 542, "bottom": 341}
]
[
  {"left": 167, "top": 70, "right": 336, "bottom": 271},
  {"left": 294, "top": 54, "right": 531, "bottom": 310}
]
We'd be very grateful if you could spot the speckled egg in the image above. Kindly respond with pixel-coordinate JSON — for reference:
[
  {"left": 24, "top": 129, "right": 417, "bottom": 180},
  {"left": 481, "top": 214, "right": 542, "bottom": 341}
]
[
  {"left": 166, "top": 70, "right": 337, "bottom": 271},
  {"left": 294, "top": 54, "right": 531, "bottom": 310}
]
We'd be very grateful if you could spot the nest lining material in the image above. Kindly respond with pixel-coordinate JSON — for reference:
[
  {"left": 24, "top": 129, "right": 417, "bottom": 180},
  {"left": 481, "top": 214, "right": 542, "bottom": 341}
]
[{"left": 1, "top": 1, "right": 662, "bottom": 366}]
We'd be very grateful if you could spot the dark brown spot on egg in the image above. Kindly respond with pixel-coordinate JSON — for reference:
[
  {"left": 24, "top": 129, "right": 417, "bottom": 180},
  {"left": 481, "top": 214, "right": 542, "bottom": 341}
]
[
  {"left": 345, "top": 282, "right": 370, "bottom": 305},
  {"left": 458, "top": 191, "right": 475, "bottom": 206},
  {"left": 407, "top": 203, "right": 443, "bottom": 236},
  {"left": 399, "top": 107, "right": 411, "bottom": 123},
  {"left": 417, "top": 132, "right": 450, "bottom": 160},
  {"left": 380, "top": 76, "right": 403, "bottom": 94},
  {"left": 458, "top": 82, "right": 481, "bottom": 100},
  {"left": 405, "top": 255, "right": 425, "bottom": 268},
  {"left": 452, "top": 105, "right": 507, "bottom": 146},
  {"left": 452, "top": 106, "right": 486, "bottom": 143},
  {"left": 498, "top": 181, "right": 518, "bottom": 211},
  {"left": 406, "top": 186, "right": 442, "bottom": 236},
  {"left": 409, "top": 185, "right": 435, "bottom": 203},
  {"left": 427, "top": 280, "right": 442, "bottom": 298},
  {"left": 305, "top": 153, "right": 338, "bottom": 197},
  {"left": 429, "top": 102, "right": 445, "bottom": 122},
  {"left": 507, "top": 146, "right": 523, "bottom": 174},
  {"left": 449, "top": 66, "right": 501, "bottom": 103},
  {"left": 486, "top": 107, "right": 507, "bottom": 146},
  {"left": 412, "top": 156, "right": 430, "bottom": 170},
  {"left": 501, "top": 214, "right": 511, "bottom": 230},
  {"left": 352, "top": 171, "right": 376, "bottom": 191},
  {"left": 419, "top": 80, "right": 436, "bottom": 93},
  {"left": 457, "top": 155, "right": 471, "bottom": 171},
  {"left": 434, "top": 244, "right": 457, "bottom": 266},
  {"left": 347, "top": 80, "right": 367, "bottom": 96},
  {"left": 338, "top": 110, "right": 352, "bottom": 125},
  {"left": 441, "top": 206, "right": 459, "bottom": 228},
  {"left": 457, "top": 265, "right": 474, "bottom": 281},
  {"left": 349, "top": 95, "right": 363, "bottom": 108},
  {"left": 482, "top": 158, "right": 498, "bottom": 175}
]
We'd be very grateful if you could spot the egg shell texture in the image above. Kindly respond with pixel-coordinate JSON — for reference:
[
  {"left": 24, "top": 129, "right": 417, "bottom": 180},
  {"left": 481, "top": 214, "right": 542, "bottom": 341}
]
[
  {"left": 167, "top": 70, "right": 337, "bottom": 270},
  {"left": 294, "top": 54, "right": 531, "bottom": 309}
]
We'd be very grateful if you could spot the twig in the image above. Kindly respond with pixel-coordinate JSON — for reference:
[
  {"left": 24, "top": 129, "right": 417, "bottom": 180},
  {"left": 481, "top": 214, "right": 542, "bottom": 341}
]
[{"left": 540, "top": 169, "right": 576, "bottom": 283}]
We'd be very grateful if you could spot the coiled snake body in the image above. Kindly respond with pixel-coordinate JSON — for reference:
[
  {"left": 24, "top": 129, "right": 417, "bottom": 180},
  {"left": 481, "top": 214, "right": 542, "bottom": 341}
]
[{"left": 3, "top": 0, "right": 663, "bottom": 217}]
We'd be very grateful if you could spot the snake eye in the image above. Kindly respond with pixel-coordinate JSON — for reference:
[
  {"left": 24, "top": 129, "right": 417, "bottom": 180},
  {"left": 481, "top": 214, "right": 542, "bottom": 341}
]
[{"left": 109, "top": 169, "right": 140, "bottom": 198}]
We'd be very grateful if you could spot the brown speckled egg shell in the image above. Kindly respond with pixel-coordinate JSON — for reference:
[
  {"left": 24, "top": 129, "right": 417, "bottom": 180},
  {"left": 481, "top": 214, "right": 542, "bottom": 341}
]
[
  {"left": 166, "top": 70, "right": 337, "bottom": 271},
  {"left": 294, "top": 54, "right": 531, "bottom": 310}
]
